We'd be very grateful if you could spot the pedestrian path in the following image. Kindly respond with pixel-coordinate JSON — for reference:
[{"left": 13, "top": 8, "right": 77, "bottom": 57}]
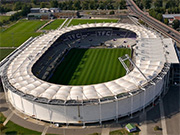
[
  {"left": 65, "top": 18, "right": 73, "bottom": 27},
  {"left": 3, "top": 111, "right": 14, "bottom": 126},
  {"left": 139, "top": 111, "right": 147, "bottom": 135},
  {"left": 37, "top": 20, "right": 54, "bottom": 32},
  {"left": 58, "top": 18, "right": 68, "bottom": 30},
  {"left": 101, "top": 128, "right": 110, "bottom": 135},
  {"left": 159, "top": 98, "right": 168, "bottom": 135},
  {"left": 41, "top": 125, "right": 49, "bottom": 135}
]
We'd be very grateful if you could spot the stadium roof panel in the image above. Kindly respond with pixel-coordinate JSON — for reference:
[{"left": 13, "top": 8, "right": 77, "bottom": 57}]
[{"left": 5, "top": 23, "right": 178, "bottom": 102}]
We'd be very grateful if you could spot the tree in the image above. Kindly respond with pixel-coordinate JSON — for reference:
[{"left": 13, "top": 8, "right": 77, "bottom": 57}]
[
  {"left": 119, "top": 0, "right": 127, "bottom": 9},
  {"left": 164, "top": 18, "right": 169, "bottom": 25},
  {"left": 143, "top": 0, "right": 151, "bottom": 9},
  {"left": 14, "top": 2, "right": 22, "bottom": 11},
  {"left": 66, "top": 0, "right": 74, "bottom": 10},
  {"left": 50, "top": 0, "right": 58, "bottom": 8},
  {"left": 21, "top": 4, "right": 31, "bottom": 16},
  {"left": 154, "top": 0, "right": 163, "bottom": 8},
  {"left": 149, "top": 9, "right": 157, "bottom": 18},
  {"left": 89, "top": 0, "right": 96, "bottom": 9},
  {"left": 0, "top": 22, "right": 3, "bottom": 27},
  {"left": 172, "top": 19, "right": 180, "bottom": 29},
  {"left": 109, "top": 10, "right": 115, "bottom": 15},
  {"left": 31, "top": 0, "right": 37, "bottom": 5},
  {"left": 82, "top": 0, "right": 89, "bottom": 10},
  {"left": 40, "top": 2, "right": 46, "bottom": 8},
  {"left": 58, "top": 2, "right": 63, "bottom": 9},
  {"left": 165, "top": 0, "right": 175, "bottom": 8},
  {"left": 74, "top": 0, "right": 81, "bottom": 10},
  {"left": 156, "top": 13, "right": 163, "bottom": 22}
]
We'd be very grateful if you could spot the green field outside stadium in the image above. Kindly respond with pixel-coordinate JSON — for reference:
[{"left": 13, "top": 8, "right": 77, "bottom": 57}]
[
  {"left": 68, "top": 19, "right": 118, "bottom": 26},
  {"left": 0, "top": 49, "right": 15, "bottom": 61},
  {"left": 42, "top": 19, "right": 65, "bottom": 30},
  {"left": 49, "top": 48, "right": 130, "bottom": 85},
  {"left": 0, "top": 20, "right": 47, "bottom": 47}
]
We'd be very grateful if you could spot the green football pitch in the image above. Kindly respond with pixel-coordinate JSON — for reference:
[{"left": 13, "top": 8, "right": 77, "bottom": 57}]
[{"left": 49, "top": 48, "right": 130, "bottom": 85}]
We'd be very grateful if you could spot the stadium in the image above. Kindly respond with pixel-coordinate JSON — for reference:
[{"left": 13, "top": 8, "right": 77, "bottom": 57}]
[{"left": 0, "top": 22, "right": 179, "bottom": 125}]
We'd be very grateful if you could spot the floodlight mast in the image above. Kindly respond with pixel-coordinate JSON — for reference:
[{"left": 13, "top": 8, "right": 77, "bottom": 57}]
[
  {"left": 118, "top": 57, "right": 130, "bottom": 74},
  {"left": 118, "top": 54, "right": 149, "bottom": 82}
]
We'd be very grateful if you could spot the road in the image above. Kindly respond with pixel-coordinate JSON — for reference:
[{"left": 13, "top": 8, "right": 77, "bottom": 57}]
[{"left": 126, "top": 0, "right": 180, "bottom": 44}]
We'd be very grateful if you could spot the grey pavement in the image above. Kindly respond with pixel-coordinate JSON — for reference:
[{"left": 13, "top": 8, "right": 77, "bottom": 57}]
[
  {"left": 101, "top": 128, "right": 110, "bottom": 135},
  {"left": 41, "top": 126, "right": 49, "bottom": 135},
  {"left": 159, "top": 98, "right": 168, "bottom": 135},
  {"left": 3, "top": 111, "right": 14, "bottom": 126}
]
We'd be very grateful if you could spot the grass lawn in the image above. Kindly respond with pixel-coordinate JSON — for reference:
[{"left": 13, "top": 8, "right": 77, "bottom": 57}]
[
  {"left": 0, "top": 20, "right": 47, "bottom": 47},
  {"left": 0, "top": 16, "right": 10, "bottom": 23},
  {"left": 0, "top": 113, "right": 41, "bottom": 135},
  {"left": 42, "top": 19, "right": 65, "bottom": 30},
  {"left": 110, "top": 128, "right": 139, "bottom": 135},
  {"left": 68, "top": 19, "right": 118, "bottom": 26},
  {"left": 49, "top": 48, "right": 130, "bottom": 85},
  {"left": 0, "top": 113, "right": 57, "bottom": 135},
  {"left": 0, "top": 49, "right": 15, "bottom": 61}
]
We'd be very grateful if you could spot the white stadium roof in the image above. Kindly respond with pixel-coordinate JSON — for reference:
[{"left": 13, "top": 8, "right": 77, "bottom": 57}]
[{"left": 6, "top": 23, "right": 179, "bottom": 102}]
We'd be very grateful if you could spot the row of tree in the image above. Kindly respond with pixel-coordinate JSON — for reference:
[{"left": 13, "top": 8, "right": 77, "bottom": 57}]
[
  {"left": 0, "top": 6, "right": 11, "bottom": 13},
  {"left": 38, "top": 0, "right": 127, "bottom": 10},
  {"left": 134, "top": 0, "right": 180, "bottom": 10},
  {"left": 148, "top": 8, "right": 179, "bottom": 29},
  {"left": 0, "top": 4, "right": 31, "bottom": 26}
]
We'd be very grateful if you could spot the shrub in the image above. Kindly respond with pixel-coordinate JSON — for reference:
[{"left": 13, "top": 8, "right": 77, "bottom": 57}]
[
  {"left": 0, "top": 123, "right": 5, "bottom": 131},
  {"left": 154, "top": 125, "right": 160, "bottom": 131}
]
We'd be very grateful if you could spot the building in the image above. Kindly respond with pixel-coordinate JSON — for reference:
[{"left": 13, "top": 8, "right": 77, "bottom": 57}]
[
  {"left": 163, "top": 14, "right": 180, "bottom": 24},
  {"left": 27, "top": 8, "right": 79, "bottom": 19},
  {"left": 53, "top": 10, "right": 79, "bottom": 18},
  {"left": 0, "top": 23, "right": 179, "bottom": 125},
  {"left": 27, "top": 12, "right": 52, "bottom": 20},
  {"left": 30, "top": 8, "right": 40, "bottom": 13}
]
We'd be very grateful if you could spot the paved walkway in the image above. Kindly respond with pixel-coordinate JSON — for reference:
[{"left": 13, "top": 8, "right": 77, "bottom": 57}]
[
  {"left": 3, "top": 111, "right": 14, "bottom": 126},
  {"left": 36, "top": 20, "right": 54, "bottom": 32},
  {"left": 0, "top": 47, "right": 17, "bottom": 49},
  {"left": 65, "top": 18, "right": 73, "bottom": 27},
  {"left": 58, "top": 18, "right": 68, "bottom": 30},
  {"left": 159, "top": 97, "right": 168, "bottom": 135},
  {"left": 101, "top": 128, "right": 110, "bottom": 135},
  {"left": 139, "top": 112, "right": 147, "bottom": 135},
  {"left": 41, "top": 125, "right": 49, "bottom": 135}
]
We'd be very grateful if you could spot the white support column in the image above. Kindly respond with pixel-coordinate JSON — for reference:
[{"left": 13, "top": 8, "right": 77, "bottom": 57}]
[
  {"left": 152, "top": 82, "right": 157, "bottom": 105},
  {"left": 98, "top": 99, "right": 102, "bottom": 125},
  {"left": 166, "top": 69, "right": 170, "bottom": 92},
  {"left": 64, "top": 104, "right": 68, "bottom": 127},
  {"left": 115, "top": 97, "right": 118, "bottom": 123},
  {"left": 82, "top": 102, "right": 85, "bottom": 128},
  {"left": 143, "top": 89, "right": 146, "bottom": 112},
  {"left": 163, "top": 75, "right": 167, "bottom": 96},
  {"left": 48, "top": 104, "right": 53, "bottom": 124},
  {"left": 21, "top": 96, "right": 25, "bottom": 113},
  {"left": 11, "top": 92, "right": 16, "bottom": 107},
  {"left": 129, "top": 92, "right": 133, "bottom": 118},
  {"left": 1, "top": 78, "right": 8, "bottom": 102},
  {"left": 32, "top": 102, "right": 36, "bottom": 118}
]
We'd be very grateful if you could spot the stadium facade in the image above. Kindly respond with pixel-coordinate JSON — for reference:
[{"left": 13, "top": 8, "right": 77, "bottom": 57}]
[{"left": 0, "top": 23, "right": 179, "bottom": 125}]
